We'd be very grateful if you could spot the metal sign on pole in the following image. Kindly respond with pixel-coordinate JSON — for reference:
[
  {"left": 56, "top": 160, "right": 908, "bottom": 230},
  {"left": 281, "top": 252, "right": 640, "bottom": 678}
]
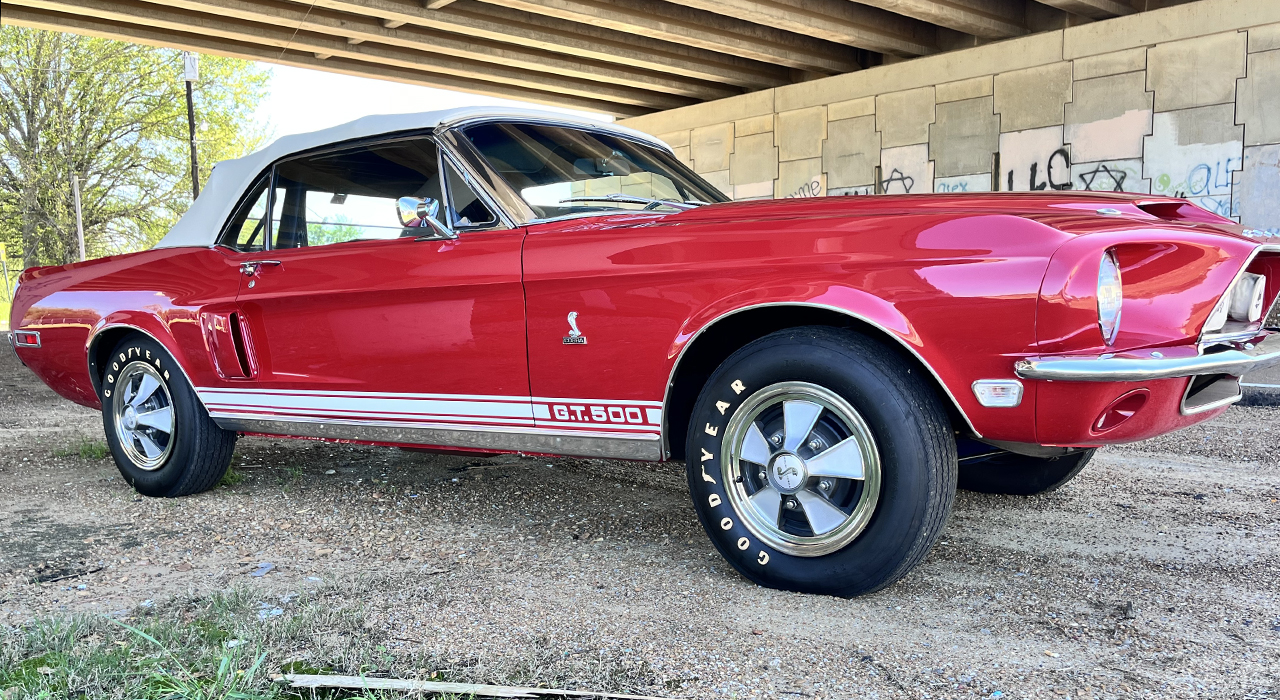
[
  {"left": 71, "top": 174, "right": 86, "bottom": 262},
  {"left": 183, "top": 52, "right": 201, "bottom": 199}
]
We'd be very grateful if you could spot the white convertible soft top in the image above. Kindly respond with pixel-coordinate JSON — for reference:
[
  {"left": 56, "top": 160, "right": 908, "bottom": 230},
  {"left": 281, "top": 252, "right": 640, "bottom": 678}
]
[{"left": 155, "top": 106, "right": 662, "bottom": 249}]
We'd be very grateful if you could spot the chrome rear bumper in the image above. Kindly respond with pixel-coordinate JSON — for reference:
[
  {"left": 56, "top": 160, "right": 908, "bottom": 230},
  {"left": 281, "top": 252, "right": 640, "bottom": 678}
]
[{"left": 1014, "top": 333, "right": 1280, "bottom": 382}]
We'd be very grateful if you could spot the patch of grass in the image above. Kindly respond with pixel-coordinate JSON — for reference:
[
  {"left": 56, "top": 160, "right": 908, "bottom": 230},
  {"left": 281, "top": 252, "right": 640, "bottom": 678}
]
[
  {"left": 53, "top": 438, "right": 110, "bottom": 460},
  {"left": 218, "top": 467, "right": 244, "bottom": 488},
  {"left": 0, "top": 578, "right": 659, "bottom": 699}
]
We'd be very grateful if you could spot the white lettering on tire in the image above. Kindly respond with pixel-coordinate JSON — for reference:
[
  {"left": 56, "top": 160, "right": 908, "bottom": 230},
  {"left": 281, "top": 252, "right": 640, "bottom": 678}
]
[
  {"left": 737, "top": 537, "right": 750, "bottom": 550},
  {"left": 757, "top": 551, "right": 770, "bottom": 565},
  {"left": 720, "top": 517, "right": 733, "bottom": 530},
  {"left": 731, "top": 380, "right": 745, "bottom": 394},
  {"left": 708, "top": 493, "right": 721, "bottom": 507}
]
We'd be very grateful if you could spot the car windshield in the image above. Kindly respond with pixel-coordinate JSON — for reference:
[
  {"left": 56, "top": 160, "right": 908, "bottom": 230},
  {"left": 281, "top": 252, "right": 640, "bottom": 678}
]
[{"left": 461, "top": 122, "right": 727, "bottom": 219}]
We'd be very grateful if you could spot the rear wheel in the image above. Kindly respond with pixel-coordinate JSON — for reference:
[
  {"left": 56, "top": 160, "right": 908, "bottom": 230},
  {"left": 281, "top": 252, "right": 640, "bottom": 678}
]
[
  {"left": 100, "top": 334, "right": 236, "bottom": 497},
  {"left": 957, "top": 449, "right": 1095, "bottom": 495},
  {"left": 686, "top": 327, "right": 957, "bottom": 597}
]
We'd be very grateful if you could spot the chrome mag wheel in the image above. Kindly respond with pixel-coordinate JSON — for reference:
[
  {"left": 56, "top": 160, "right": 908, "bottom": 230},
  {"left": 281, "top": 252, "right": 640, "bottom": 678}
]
[
  {"left": 723, "top": 381, "right": 882, "bottom": 557},
  {"left": 111, "top": 362, "right": 175, "bottom": 470}
]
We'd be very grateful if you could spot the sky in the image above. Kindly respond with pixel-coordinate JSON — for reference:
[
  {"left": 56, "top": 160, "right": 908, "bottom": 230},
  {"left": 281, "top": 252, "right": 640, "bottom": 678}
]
[{"left": 253, "top": 64, "right": 612, "bottom": 140}]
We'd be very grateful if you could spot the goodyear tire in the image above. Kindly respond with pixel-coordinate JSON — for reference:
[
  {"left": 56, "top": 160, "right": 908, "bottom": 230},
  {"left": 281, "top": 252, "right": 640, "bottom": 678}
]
[
  {"left": 957, "top": 449, "right": 1095, "bottom": 496},
  {"left": 686, "top": 327, "right": 957, "bottom": 597},
  {"left": 100, "top": 334, "right": 236, "bottom": 497}
]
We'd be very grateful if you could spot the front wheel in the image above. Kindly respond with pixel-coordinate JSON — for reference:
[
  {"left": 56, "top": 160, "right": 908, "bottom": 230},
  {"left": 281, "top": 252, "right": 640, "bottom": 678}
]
[
  {"left": 100, "top": 334, "right": 237, "bottom": 497},
  {"left": 686, "top": 327, "right": 957, "bottom": 598}
]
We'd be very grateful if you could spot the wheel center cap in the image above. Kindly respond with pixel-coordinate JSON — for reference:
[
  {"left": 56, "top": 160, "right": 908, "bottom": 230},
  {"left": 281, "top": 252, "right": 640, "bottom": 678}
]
[
  {"left": 122, "top": 406, "right": 138, "bottom": 430},
  {"left": 769, "top": 453, "right": 808, "bottom": 494}
]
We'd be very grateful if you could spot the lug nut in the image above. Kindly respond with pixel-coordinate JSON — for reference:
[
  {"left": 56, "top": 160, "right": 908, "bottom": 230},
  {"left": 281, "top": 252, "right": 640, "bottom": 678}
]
[
  {"left": 758, "top": 471, "right": 766, "bottom": 482},
  {"left": 819, "top": 479, "right": 833, "bottom": 492},
  {"left": 786, "top": 498, "right": 799, "bottom": 509},
  {"left": 808, "top": 440, "right": 821, "bottom": 450},
  {"left": 771, "top": 434, "right": 782, "bottom": 445}
]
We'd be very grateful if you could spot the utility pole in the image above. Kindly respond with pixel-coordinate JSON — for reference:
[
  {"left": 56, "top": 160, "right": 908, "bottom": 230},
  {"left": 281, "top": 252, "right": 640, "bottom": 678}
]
[
  {"left": 183, "top": 52, "right": 200, "bottom": 199},
  {"left": 1, "top": 243, "right": 11, "bottom": 304},
  {"left": 71, "top": 174, "right": 85, "bottom": 262}
]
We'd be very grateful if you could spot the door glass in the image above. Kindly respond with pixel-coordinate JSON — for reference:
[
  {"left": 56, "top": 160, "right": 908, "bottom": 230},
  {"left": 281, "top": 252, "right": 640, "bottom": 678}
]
[
  {"left": 271, "top": 138, "right": 445, "bottom": 249},
  {"left": 444, "top": 160, "right": 497, "bottom": 228}
]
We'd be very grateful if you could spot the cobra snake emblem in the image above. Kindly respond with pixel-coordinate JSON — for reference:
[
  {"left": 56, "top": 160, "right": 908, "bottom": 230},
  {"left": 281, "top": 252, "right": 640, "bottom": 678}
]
[{"left": 567, "top": 311, "right": 583, "bottom": 338}]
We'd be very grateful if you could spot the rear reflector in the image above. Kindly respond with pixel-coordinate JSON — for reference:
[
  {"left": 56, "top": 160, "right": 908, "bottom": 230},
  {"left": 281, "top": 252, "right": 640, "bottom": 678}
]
[{"left": 13, "top": 330, "right": 40, "bottom": 347}]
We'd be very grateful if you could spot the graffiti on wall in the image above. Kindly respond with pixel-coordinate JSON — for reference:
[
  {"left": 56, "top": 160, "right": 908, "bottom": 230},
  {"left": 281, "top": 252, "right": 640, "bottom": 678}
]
[
  {"left": 1236, "top": 144, "right": 1280, "bottom": 231},
  {"left": 1071, "top": 158, "right": 1148, "bottom": 193},
  {"left": 880, "top": 144, "right": 932, "bottom": 194},
  {"left": 999, "top": 127, "right": 1072, "bottom": 191},
  {"left": 935, "top": 174, "right": 991, "bottom": 193},
  {"left": 1143, "top": 112, "right": 1242, "bottom": 217},
  {"left": 785, "top": 176, "right": 824, "bottom": 198},
  {"left": 829, "top": 185, "right": 875, "bottom": 196}
]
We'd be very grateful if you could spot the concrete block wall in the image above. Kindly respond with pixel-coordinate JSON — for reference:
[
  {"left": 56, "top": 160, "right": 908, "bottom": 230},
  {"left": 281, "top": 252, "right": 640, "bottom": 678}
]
[{"left": 620, "top": 0, "right": 1280, "bottom": 231}]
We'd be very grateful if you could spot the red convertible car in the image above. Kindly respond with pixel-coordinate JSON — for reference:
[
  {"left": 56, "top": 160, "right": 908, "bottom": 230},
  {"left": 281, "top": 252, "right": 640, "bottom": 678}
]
[{"left": 10, "top": 108, "right": 1280, "bottom": 597}]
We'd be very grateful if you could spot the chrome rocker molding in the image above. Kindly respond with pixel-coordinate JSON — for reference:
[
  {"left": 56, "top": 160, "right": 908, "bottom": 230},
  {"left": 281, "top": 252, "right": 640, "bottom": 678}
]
[
  {"left": 212, "top": 414, "right": 664, "bottom": 461},
  {"left": 1015, "top": 333, "right": 1280, "bottom": 382}
]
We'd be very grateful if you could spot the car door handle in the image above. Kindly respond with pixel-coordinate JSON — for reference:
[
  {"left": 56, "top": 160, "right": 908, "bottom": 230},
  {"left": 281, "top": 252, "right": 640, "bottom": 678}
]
[{"left": 240, "top": 260, "right": 282, "bottom": 276}]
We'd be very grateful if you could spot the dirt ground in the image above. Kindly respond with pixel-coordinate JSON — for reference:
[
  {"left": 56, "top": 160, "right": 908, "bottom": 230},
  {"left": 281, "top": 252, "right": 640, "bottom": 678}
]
[{"left": 2, "top": 336, "right": 1278, "bottom": 699}]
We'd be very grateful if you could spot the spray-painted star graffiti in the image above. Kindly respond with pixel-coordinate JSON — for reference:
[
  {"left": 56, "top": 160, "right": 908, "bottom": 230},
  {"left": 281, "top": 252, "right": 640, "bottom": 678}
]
[{"left": 1077, "top": 164, "right": 1128, "bottom": 192}]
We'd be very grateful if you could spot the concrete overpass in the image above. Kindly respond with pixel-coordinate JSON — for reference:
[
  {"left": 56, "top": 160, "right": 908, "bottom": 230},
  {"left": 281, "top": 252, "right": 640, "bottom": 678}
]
[{"left": 1, "top": 0, "right": 1188, "bottom": 117}]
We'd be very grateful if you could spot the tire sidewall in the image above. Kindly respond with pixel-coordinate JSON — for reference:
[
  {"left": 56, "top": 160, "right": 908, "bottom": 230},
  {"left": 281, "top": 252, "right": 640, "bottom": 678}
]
[
  {"left": 100, "top": 336, "right": 202, "bottom": 497},
  {"left": 687, "top": 328, "right": 947, "bottom": 596}
]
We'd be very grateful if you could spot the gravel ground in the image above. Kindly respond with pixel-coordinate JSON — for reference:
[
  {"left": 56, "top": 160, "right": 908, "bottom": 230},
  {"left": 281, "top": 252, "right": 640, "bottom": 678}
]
[{"left": 2, "top": 335, "right": 1279, "bottom": 699}]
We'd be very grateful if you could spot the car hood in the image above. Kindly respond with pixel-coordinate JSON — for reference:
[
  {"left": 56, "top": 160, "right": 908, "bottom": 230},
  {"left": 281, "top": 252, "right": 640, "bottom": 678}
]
[{"left": 658, "top": 191, "right": 1273, "bottom": 247}]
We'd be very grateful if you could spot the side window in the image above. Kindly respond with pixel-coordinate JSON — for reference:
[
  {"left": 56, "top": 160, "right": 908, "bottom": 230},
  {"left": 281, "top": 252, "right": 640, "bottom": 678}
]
[
  {"left": 444, "top": 160, "right": 497, "bottom": 228},
  {"left": 270, "top": 138, "right": 444, "bottom": 249},
  {"left": 219, "top": 176, "right": 270, "bottom": 252}
]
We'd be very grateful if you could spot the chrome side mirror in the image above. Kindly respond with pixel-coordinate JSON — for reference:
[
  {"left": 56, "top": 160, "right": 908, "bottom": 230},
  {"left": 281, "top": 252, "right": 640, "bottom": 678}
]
[{"left": 397, "top": 196, "right": 456, "bottom": 240}]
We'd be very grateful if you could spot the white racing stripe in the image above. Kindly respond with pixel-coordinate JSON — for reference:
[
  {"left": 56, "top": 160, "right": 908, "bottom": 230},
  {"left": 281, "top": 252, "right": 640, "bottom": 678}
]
[{"left": 196, "top": 387, "right": 664, "bottom": 434}]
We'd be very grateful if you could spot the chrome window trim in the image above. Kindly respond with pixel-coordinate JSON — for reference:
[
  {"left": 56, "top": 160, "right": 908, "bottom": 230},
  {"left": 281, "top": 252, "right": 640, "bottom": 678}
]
[
  {"left": 434, "top": 127, "right": 537, "bottom": 226},
  {"left": 435, "top": 113, "right": 674, "bottom": 154},
  {"left": 211, "top": 414, "right": 662, "bottom": 461},
  {"left": 434, "top": 117, "right": 727, "bottom": 227},
  {"left": 660, "top": 301, "right": 984, "bottom": 459},
  {"left": 437, "top": 149, "right": 513, "bottom": 232}
]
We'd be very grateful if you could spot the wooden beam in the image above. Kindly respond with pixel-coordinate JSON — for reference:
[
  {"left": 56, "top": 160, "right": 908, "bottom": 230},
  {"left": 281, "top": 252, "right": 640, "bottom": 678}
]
[
  {"left": 298, "top": 0, "right": 791, "bottom": 89},
  {"left": 1030, "top": 0, "right": 1133, "bottom": 20},
  {"left": 668, "top": 0, "right": 943, "bottom": 56},
  {"left": 424, "top": 0, "right": 458, "bottom": 7},
  {"left": 120, "top": 0, "right": 738, "bottom": 100},
  {"left": 471, "top": 0, "right": 875, "bottom": 72},
  {"left": 845, "top": 0, "right": 1027, "bottom": 39},
  {"left": 0, "top": 3, "right": 655, "bottom": 116}
]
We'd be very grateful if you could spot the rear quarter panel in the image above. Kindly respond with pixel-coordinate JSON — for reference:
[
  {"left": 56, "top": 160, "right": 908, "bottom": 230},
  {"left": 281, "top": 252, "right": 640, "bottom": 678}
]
[{"left": 13, "top": 247, "right": 242, "bottom": 409}]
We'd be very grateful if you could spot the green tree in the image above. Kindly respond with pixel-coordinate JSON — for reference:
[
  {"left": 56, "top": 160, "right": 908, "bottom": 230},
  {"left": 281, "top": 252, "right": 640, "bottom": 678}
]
[{"left": 0, "top": 26, "right": 268, "bottom": 270}]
